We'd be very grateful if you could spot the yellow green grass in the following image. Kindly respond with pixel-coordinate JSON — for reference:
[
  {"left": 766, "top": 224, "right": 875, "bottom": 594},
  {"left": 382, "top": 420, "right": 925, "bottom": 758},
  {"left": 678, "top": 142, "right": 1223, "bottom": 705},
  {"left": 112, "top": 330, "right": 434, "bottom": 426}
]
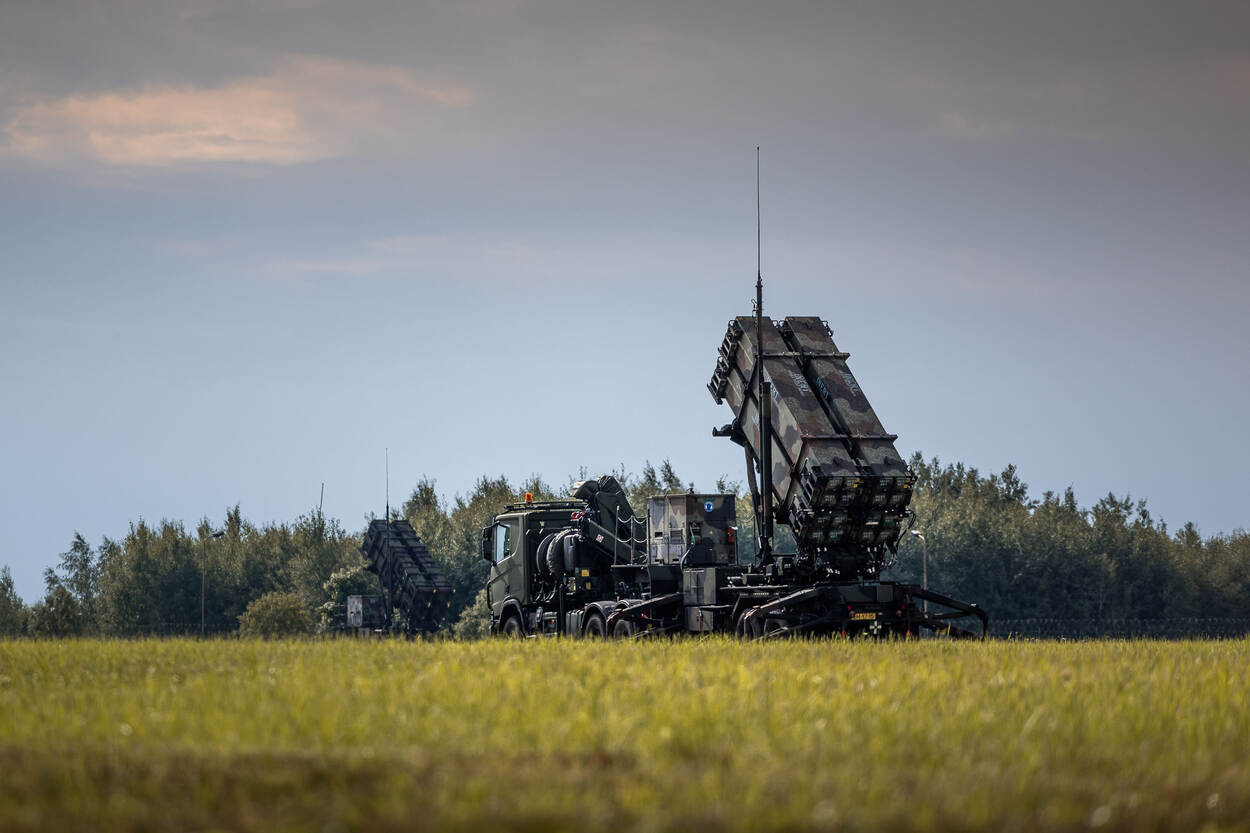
[{"left": 1, "top": 638, "right": 1247, "bottom": 832}]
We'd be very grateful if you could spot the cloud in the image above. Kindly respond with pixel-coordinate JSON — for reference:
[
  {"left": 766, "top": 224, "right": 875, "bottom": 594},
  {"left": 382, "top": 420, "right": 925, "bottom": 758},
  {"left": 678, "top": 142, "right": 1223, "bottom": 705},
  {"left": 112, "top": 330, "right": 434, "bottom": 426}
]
[{"left": 1, "top": 56, "right": 473, "bottom": 167}]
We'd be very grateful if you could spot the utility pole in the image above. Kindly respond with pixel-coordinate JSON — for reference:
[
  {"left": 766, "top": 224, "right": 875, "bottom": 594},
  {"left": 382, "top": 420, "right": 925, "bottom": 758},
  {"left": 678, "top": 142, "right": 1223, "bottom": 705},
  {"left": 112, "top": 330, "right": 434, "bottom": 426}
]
[
  {"left": 910, "top": 530, "right": 929, "bottom": 613},
  {"left": 202, "top": 530, "right": 224, "bottom": 637}
]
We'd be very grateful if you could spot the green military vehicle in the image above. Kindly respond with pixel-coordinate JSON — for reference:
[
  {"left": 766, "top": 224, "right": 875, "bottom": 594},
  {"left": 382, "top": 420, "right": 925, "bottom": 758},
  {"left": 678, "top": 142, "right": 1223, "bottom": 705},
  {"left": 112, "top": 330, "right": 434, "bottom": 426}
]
[
  {"left": 483, "top": 481, "right": 739, "bottom": 637},
  {"left": 481, "top": 281, "right": 987, "bottom": 639}
]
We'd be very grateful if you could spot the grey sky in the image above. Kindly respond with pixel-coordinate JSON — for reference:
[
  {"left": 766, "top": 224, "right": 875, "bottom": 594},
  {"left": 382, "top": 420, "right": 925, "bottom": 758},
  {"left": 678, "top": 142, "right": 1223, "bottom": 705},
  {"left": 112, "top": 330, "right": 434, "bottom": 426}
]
[{"left": 2, "top": 1, "right": 1247, "bottom": 601}]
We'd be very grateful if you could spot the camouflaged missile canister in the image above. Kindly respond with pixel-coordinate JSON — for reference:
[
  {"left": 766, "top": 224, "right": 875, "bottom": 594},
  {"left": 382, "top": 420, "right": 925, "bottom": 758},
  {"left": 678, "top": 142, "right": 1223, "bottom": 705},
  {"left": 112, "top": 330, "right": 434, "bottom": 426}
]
[
  {"left": 646, "top": 494, "right": 738, "bottom": 566},
  {"left": 780, "top": 317, "right": 914, "bottom": 547},
  {"left": 709, "top": 314, "right": 915, "bottom": 559},
  {"left": 781, "top": 318, "right": 909, "bottom": 479},
  {"left": 713, "top": 316, "right": 860, "bottom": 518}
]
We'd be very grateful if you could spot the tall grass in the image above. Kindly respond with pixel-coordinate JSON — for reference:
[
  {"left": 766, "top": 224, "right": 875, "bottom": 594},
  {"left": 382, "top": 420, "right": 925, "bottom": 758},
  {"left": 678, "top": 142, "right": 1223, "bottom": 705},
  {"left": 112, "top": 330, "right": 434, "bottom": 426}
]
[{"left": 1, "top": 638, "right": 1247, "bottom": 832}]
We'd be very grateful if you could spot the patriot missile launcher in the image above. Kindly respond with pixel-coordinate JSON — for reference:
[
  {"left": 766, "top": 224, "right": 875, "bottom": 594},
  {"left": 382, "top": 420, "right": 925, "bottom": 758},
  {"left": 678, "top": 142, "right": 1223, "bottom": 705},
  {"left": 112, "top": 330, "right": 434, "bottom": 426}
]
[
  {"left": 358, "top": 519, "right": 453, "bottom": 634},
  {"left": 700, "top": 304, "right": 986, "bottom": 638},
  {"left": 480, "top": 296, "right": 986, "bottom": 639}
]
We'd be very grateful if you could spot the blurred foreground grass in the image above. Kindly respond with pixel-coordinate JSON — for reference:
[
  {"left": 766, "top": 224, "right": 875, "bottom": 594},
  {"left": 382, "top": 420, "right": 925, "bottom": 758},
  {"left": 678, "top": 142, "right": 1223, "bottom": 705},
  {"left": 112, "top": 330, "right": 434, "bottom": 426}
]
[{"left": 1, "top": 638, "right": 1247, "bottom": 832}]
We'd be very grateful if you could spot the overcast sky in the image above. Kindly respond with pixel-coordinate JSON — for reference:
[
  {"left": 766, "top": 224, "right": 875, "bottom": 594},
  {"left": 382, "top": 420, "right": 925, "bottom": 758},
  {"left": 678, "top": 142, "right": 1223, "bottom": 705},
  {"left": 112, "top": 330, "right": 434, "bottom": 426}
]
[{"left": 2, "top": 1, "right": 1248, "bottom": 601}]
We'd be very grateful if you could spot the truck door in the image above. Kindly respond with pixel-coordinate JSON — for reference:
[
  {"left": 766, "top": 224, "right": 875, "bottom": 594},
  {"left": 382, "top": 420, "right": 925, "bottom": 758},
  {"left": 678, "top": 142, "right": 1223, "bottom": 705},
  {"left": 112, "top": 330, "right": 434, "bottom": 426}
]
[{"left": 486, "top": 518, "right": 524, "bottom": 606}]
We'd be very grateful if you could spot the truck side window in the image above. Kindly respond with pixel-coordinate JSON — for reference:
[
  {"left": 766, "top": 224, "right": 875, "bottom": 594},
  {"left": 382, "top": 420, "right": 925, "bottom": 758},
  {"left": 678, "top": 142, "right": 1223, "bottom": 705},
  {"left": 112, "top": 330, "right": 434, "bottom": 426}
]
[{"left": 494, "top": 522, "right": 515, "bottom": 562}]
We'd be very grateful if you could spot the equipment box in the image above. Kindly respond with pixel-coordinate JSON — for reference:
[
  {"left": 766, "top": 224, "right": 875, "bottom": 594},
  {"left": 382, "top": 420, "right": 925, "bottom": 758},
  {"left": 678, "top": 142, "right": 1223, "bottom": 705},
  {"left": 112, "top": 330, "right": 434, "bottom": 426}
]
[
  {"left": 346, "top": 594, "right": 386, "bottom": 629},
  {"left": 647, "top": 494, "right": 737, "bottom": 566}
]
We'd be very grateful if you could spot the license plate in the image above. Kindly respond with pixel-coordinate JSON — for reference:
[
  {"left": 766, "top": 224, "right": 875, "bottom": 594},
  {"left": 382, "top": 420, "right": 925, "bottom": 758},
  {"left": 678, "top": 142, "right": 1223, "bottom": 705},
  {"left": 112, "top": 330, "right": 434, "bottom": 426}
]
[{"left": 851, "top": 611, "right": 877, "bottom": 621}]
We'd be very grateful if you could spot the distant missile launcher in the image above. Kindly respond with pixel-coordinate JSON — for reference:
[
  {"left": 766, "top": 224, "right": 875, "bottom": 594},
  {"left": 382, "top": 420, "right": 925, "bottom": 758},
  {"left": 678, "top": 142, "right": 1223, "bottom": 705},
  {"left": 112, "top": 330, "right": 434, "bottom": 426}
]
[{"left": 361, "top": 519, "right": 452, "bottom": 634}]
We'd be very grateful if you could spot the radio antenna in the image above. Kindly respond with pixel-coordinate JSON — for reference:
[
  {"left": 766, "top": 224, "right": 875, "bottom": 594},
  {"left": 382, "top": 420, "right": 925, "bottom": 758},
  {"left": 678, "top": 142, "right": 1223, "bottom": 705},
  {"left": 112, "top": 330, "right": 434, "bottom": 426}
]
[
  {"left": 754, "top": 146, "right": 773, "bottom": 565},
  {"left": 756, "top": 146, "right": 761, "bottom": 280},
  {"left": 385, "top": 448, "right": 390, "bottom": 522}
]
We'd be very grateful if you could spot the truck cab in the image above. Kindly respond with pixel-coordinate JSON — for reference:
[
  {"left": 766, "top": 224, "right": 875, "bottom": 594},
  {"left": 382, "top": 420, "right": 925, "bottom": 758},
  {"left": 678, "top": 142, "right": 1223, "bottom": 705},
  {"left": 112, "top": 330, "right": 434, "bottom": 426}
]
[{"left": 482, "top": 498, "right": 584, "bottom": 635}]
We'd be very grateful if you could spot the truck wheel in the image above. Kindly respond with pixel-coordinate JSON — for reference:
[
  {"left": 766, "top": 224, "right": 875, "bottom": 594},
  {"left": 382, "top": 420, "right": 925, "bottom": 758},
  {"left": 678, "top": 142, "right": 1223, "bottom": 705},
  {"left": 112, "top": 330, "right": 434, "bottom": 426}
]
[
  {"left": 584, "top": 612, "right": 607, "bottom": 638},
  {"left": 763, "top": 617, "right": 787, "bottom": 637},
  {"left": 500, "top": 614, "right": 524, "bottom": 638},
  {"left": 736, "top": 609, "right": 764, "bottom": 640},
  {"left": 612, "top": 618, "right": 637, "bottom": 638}
]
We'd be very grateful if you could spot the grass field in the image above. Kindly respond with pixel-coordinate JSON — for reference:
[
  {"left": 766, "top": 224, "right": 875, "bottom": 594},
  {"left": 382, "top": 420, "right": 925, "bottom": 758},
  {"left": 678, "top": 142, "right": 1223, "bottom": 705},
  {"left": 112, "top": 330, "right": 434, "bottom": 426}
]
[{"left": 1, "top": 638, "right": 1247, "bottom": 832}]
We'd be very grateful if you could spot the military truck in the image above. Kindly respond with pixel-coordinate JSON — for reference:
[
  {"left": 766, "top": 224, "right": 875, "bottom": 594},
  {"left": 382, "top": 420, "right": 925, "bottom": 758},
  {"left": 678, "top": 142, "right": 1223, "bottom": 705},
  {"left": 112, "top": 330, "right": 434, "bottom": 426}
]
[
  {"left": 483, "top": 481, "right": 739, "bottom": 637},
  {"left": 481, "top": 282, "right": 986, "bottom": 639}
]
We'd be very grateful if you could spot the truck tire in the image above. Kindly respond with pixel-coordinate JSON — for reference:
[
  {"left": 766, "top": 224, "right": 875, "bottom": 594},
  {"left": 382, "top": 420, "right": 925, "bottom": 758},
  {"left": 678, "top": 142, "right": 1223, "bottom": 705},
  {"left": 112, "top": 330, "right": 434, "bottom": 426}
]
[
  {"left": 736, "top": 609, "right": 764, "bottom": 640},
  {"left": 546, "top": 529, "right": 575, "bottom": 578},
  {"left": 536, "top": 533, "right": 557, "bottom": 578},
  {"left": 500, "top": 614, "right": 524, "bottom": 638},
  {"left": 763, "top": 617, "right": 787, "bottom": 637},
  {"left": 612, "top": 617, "right": 637, "bottom": 638},
  {"left": 583, "top": 611, "right": 607, "bottom": 638}
]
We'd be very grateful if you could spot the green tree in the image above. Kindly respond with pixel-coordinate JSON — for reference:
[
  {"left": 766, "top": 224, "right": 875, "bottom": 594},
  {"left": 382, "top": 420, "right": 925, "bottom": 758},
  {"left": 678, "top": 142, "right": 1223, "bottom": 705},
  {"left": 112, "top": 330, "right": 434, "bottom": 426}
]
[
  {"left": 318, "top": 564, "right": 379, "bottom": 631},
  {"left": 238, "top": 592, "right": 313, "bottom": 638},
  {"left": 452, "top": 588, "right": 492, "bottom": 639},
  {"left": 27, "top": 585, "right": 83, "bottom": 637},
  {"left": 280, "top": 508, "right": 360, "bottom": 609},
  {"left": 44, "top": 533, "right": 100, "bottom": 633},
  {"left": 628, "top": 461, "right": 663, "bottom": 509},
  {"left": 0, "top": 567, "right": 26, "bottom": 636},
  {"left": 658, "top": 459, "right": 683, "bottom": 493}
]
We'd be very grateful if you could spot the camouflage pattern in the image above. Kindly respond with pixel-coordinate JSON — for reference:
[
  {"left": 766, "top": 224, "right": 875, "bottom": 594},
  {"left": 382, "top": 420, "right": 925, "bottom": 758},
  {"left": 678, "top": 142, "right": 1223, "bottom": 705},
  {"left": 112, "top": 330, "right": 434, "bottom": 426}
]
[
  {"left": 708, "top": 314, "right": 915, "bottom": 565},
  {"left": 780, "top": 317, "right": 914, "bottom": 548},
  {"left": 646, "top": 494, "right": 738, "bottom": 565}
]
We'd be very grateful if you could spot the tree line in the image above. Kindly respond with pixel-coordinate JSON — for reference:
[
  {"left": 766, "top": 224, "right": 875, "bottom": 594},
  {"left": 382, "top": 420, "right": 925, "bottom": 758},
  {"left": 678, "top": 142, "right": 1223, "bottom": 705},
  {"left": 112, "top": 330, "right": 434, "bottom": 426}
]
[
  {"left": 0, "top": 455, "right": 1245, "bottom": 637},
  {"left": 886, "top": 455, "right": 1250, "bottom": 624}
]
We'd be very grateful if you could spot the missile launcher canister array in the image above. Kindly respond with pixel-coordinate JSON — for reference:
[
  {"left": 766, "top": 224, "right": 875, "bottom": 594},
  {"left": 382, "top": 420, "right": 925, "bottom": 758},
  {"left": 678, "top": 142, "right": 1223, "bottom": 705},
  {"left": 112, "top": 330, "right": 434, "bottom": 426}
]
[
  {"left": 361, "top": 519, "right": 453, "bottom": 633},
  {"left": 709, "top": 316, "right": 914, "bottom": 567}
]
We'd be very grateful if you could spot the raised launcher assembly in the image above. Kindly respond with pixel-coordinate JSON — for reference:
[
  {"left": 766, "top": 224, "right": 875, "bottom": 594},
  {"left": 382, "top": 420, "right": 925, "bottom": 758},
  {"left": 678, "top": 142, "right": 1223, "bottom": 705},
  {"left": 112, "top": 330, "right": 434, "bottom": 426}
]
[
  {"left": 710, "top": 315, "right": 913, "bottom": 578},
  {"left": 361, "top": 519, "right": 453, "bottom": 634},
  {"left": 709, "top": 313, "right": 986, "bottom": 637}
]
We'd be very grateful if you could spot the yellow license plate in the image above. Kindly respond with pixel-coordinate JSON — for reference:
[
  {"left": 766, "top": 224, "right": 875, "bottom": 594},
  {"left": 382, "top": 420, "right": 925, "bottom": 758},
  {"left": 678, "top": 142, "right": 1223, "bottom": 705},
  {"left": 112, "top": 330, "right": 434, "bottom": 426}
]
[{"left": 851, "top": 611, "right": 877, "bottom": 621}]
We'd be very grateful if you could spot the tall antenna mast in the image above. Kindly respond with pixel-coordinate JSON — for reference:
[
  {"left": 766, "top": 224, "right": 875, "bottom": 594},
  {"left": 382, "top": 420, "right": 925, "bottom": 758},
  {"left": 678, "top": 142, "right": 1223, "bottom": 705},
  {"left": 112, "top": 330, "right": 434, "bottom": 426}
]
[
  {"left": 757, "top": 146, "right": 762, "bottom": 279},
  {"left": 385, "top": 448, "right": 390, "bottom": 523},
  {"left": 755, "top": 146, "right": 773, "bottom": 565}
]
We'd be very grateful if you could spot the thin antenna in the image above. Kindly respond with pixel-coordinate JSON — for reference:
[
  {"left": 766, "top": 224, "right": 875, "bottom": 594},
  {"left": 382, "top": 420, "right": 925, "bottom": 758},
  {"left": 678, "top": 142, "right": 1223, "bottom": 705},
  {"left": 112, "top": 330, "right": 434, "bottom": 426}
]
[
  {"left": 385, "top": 448, "right": 390, "bottom": 523},
  {"left": 754, "top": 145, "right": 773, "bottom": 565},
  {"left": 319, "top": 482, "right": 324, "bottom": 516}
]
